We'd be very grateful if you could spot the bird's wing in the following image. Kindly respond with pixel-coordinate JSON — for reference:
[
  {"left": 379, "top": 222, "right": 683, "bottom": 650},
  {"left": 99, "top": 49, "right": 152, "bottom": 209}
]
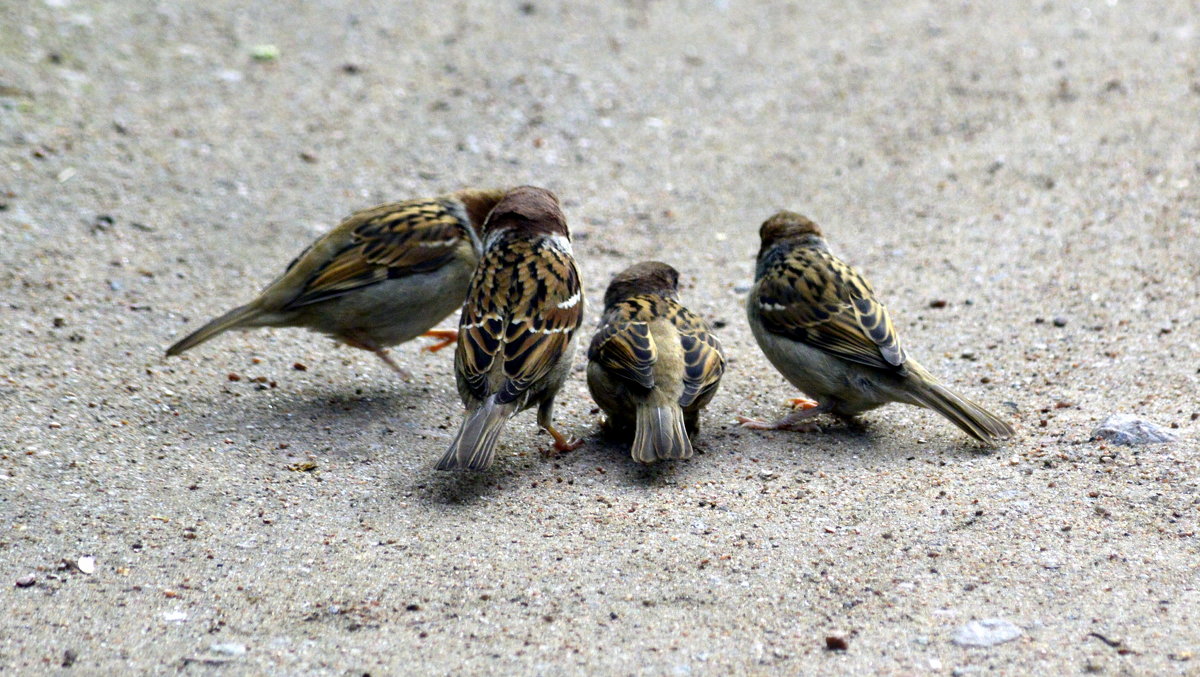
[
  {"left": 669, "top": 302, "right": 727, "bottom": 407},
  {"left": 588, "top": 298, "right": 658, "bottom": 391},
  {"left": 754, "top": 247, "right": 905, "bottom": 370},
  {"left": 282, "top": 198, "right": 471, "bottom": 309}
]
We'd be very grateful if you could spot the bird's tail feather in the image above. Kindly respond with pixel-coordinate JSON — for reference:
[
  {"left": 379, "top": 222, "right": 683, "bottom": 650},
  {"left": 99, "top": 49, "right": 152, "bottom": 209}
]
[
  {"left": 631, "top": 403, "right": 693, "bottom": 464},
  {"left": 908, "top": 377, "right": 1014, "bottom": 445},
  {"left": 166, "top": 304, "right": 262, "bottom": 356},
  {"left": 438, "top": 397, "right": 517, "bottom": 471}
]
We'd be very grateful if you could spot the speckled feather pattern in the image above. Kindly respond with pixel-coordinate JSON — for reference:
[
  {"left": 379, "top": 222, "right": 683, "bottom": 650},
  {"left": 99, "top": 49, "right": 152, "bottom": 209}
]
[
  {"left": 753, "top": 237, "right": 906, "bottom": 373},
  {"left": 456, "top": 231, "right": 584, "bottom": 408},
  {"left": 281, "top": 197, "right": 483, "bottom": 309}
]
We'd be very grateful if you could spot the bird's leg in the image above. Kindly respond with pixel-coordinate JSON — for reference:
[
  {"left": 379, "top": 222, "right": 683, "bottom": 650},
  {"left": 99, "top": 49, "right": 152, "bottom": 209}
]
[
  {"left": 342, "top": 333, "right": 411, "bottom": 380},
  {"left": 420, "top": 329, "right": 458, "bottom": 353},
  {"left": 372, "top": 349, "right": 412, "bottom": 379},
  {"left": 543, "top": 425, "right": 584, "bottom": 454},
  {"left": 537, "top": 399, "right": 582, "bottom": 455},
  {"left": 737, "top": 399, "right": 834, "bottom": 432},
  {"left": 789, "top": 397, "right": 821, "bottom": 410}
]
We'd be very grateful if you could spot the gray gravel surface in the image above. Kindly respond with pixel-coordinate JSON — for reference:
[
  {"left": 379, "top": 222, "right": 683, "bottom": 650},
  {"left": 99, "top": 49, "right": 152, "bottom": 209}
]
[{"left": 2, "top": 1, "right": 1198, "bottom": 674}]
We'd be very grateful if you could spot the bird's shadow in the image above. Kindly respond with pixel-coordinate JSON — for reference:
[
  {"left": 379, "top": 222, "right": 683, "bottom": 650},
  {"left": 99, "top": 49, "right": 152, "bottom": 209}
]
[
  {"left": 418, "top": 468, "right": 507, "bottom": 507},
  {"left": 169, "top": 379, "right": 458, "bottom": 464}
]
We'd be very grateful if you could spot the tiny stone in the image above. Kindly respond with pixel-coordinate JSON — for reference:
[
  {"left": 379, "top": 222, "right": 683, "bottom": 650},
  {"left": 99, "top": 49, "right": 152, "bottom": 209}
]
[
  {"left": 1091, "top": 414, "right": 1178, "bottom": 446},
  {"left": 15, "top": 575, "right": 36, "bottom": 588},
  {"left": 952, "top": 618, "right": 1022, "bottom": 647},
  {"left": 251, "top": 44, "right": 280, "bottom": 61},
  {"left": 77, "top": 555, "right": 95, "bottom": 574},
  {"left": 1052, "top": 317, "right": 1067, "bottom": 327},
  {"left": 209, "top": 642, "right": 247, "bottom": 656},
  {"left": 825, "top": 635, "right": 849, "bottom": 651},
  {"left": 163, "top": 610, "right": 188, "bottom": 622},
  {"left": 929, "top": 299, "right": 948, "bottom": 309}
]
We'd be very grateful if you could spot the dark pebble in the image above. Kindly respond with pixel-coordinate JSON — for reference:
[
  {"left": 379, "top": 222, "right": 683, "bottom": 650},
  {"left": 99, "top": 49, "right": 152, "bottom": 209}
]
[
  {"left": 1053, "top": 317, "right": 1067, "bottom": 327},
  {"left": 825, "top": 635, "right": 849, "bottom": 651}
]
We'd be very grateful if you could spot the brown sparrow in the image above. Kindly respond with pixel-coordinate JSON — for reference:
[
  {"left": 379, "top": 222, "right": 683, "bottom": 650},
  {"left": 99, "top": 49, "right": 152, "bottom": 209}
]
[
  {"left": 587, "top": 261, "right": 726, "bottom": 463},
  {"left": 437, "top": 186, "right": 585, "bottom": 471},
  {"left": 165, "top": 189, "right": 506, "bottom": 377},
  {"left": 741, "top": 211, "right": 1015, "bottom": 444}
]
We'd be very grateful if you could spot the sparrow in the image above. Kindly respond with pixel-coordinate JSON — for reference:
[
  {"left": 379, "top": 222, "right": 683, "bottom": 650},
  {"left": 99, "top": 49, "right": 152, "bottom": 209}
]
[
  {"left": 165, "top": 189, "right": 507, "bottom": 377},
  {"left": 741, "top": 211, "right": 1015, "bottom": 445},
  {"left": 587, "top": 262, "right": 726, "bottom": 463},
  {"left": 437, "top": 186, "right": 585, "bottom": 471}
]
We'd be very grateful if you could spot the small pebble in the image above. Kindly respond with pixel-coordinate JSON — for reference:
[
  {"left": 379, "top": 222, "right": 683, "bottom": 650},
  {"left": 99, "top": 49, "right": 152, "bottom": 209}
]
[
  {"left": 1091, "top": 414, "right": 1177, "bottom": 446},
  {"left": 251, "top": 44, "right": 280, "bottom": 61},
  {"left": 952, "top": 618, "right": 1022, "bottom": 647},
  {"left": 77, "top": 555, "right": 96, "bottom": 574},
  {"left": 163, "top": 610, "right": 188, "bottom": 622},
  {"left": 1053, "top": 316, "right": 1067, "bottom": 327},
  {"left": 209, "top": 642, "right": 247, "bottom": 656},
  {"left": 15, "top": 575, "right": 36, "bottom": 588},
  {"left": 825, "top": 635, "right": 849, "bottom": 651}
]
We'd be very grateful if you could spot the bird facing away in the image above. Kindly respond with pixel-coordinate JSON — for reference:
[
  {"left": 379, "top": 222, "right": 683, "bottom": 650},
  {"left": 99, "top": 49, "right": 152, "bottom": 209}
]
[
  {"left": 437, "top": 186, "right": 585, "bottom": 471},
  {"left": 742, "top": 211, "right": 1015, "bottom": 445},
  {"left": 587, "top": 261, "right": 726, "bottom": 463},
  {"left": 165, "top": 189, "right": 506, "bottom": 377}
]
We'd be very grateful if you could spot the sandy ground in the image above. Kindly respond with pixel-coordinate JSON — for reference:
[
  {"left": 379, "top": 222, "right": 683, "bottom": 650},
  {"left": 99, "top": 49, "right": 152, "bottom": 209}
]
[{"left": 2, "top": 1, "right": 1199, "bottom": 674}]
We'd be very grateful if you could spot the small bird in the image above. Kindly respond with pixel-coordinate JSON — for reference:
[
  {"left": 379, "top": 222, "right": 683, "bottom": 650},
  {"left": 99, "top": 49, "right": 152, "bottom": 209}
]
[
  {"left": 741, "top": 211, "right": 1015, "bottom": 444},
  {"left": 587, "top": 262, "right": 726, "bottom": 463},
  {"left": 165, "top": 189, "right": 507, "bottom": 377},
  {"left": 437, "top": 186, "right": 585, "bottom": 471}
]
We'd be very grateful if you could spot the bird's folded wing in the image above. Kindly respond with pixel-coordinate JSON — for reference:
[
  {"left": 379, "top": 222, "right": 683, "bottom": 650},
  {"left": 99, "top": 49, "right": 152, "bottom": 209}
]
[
  {"left": 755, "top": 249, "right": 905, "bottom": 370},
  {"left": 672, "top": 304, "right": 726, "bottom": 407},
  {"left": 588, "top": 308, "right": 657, "bottom": 391},
  {"left": 283, "top": 198, "right": 470, "bottom": 309}
]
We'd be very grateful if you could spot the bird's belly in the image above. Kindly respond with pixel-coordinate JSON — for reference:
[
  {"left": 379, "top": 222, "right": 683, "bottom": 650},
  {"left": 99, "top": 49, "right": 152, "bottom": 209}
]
[
  {"left": 303, "top": 263, "right": 473, "bottom": 346},
  {"left": 750, "top": 318, "right": 890, "bottom": 414}
]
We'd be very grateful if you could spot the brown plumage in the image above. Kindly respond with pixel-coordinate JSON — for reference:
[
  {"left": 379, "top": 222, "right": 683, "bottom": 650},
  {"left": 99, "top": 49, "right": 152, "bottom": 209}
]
[
  {"left": 742, "top": 211, "right": 1015, "bottom": 445},
  {"left": 438, "top": 186, "right": 585, "bottom": 471},
  {"left": 165, "top": 189, "right": 506, "bottom": 377},
  {"left": 587, "top": 261, "right": 726, "bottom": 463}
]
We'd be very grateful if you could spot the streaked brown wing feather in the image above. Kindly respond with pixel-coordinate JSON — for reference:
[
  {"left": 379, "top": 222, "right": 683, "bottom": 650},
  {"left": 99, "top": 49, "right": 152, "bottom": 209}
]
[
  {"left": 670, "top": 303, "right": 726, "bottom": 407},
  {"left": 756, "top": 247, "right": 905, "bottom": 370},
  {"left": 284, "top": 198, "right": 469, "bottom": 309},
  {"left": 588, "top": 298, "right": 657, "bottom": 391}
]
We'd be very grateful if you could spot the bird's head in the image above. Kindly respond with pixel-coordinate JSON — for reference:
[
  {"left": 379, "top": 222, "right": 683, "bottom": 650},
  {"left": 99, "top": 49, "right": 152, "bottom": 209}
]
[
  {"left": 481, "top": 186, "right": 569, "bottom": 238},
  {"left": 603, "top": 261, "right": 680, "bottom": 307}
]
